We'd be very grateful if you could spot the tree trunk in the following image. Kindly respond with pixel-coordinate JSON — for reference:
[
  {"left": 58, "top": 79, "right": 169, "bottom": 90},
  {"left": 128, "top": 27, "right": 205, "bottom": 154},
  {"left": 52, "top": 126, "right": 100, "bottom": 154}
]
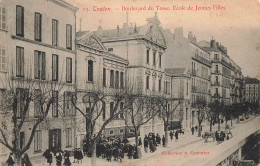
[
  {"left": 164, "top": 125, "right": 168, "bottom": 147},
  {"left": 15, "top": 154, "right": 21, "bottom": 166},
  {"left": 231, "top": 115, "right": 233, "bottom": 127},
  {"left": 91, "top": 141, "right": 97, "bottom": 166},
  {"left": 218, "top": 117, "right": 220, "bottom": 131},
  {"left": 209, "top": 120, "right": 212, "bottom": 132},
  {"left": 198, "top": 123, "right": 201, "bottom": 137},
  {"left": 135, "top": 131, "right": 138, "bottom": 149}
]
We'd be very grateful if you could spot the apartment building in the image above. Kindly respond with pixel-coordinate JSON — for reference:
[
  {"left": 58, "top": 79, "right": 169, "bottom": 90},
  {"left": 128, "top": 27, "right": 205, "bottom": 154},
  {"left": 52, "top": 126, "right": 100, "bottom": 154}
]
[
  {"left": 198, "top": 39, "right": 244, "bottom": 105},
  {"left": 0, "top": 0, "right": 78, "bottom": 157},
  {"left": 164, "top": 27, "right": 211, "bottom": 127},
  {"left": 245, "top": 77, "right": 260, "bottom": 105}
]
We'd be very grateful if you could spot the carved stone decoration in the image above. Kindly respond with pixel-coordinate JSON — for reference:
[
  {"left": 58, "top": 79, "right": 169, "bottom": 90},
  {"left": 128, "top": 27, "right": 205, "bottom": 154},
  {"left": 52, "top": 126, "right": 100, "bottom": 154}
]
[
  {"left": 145, "top": 69, "right": 151, "bottom": 76},
  {"left": 158, "top": 73, "right": 163, "bottom": 78},
  {"left": 152, "top": 71, "right": 157, "bottom": 77},
  {"left": 85, "top": 55, "right": 96, "bottom": 62}
]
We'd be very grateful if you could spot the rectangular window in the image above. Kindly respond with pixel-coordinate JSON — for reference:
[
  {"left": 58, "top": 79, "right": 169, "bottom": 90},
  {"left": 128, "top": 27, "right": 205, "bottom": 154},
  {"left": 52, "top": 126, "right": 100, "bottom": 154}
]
[
  {"left": 34, "top": 13, "right": 42, "bottom": 42},
  {"left": 152, "top": 78, "right": 155, "bottom": 91},
  {"left": 64, "top": 92, "right": 75, "bottom": 116},
  {"left": 16, "top": 6, "right": 24, "bottom": 37},
  {"left": 88, "top": 60, "right": 93, "bottom": 82},
  {"left": 66, "top": 24, "right": 72, "bottom": 50},
  {"left": 0, "top": 48, "right": 6, "bottom": 71},
  {"left": 65, "top": 128, "right": 72, "bottom": 147},
  {"left": 52, "top": 19, "right": 58, "bottom": 46},
  {"left": 186, "top": 82, "right": 188, "bottom": 95},
  {"left": 52, "top": 54, "right": 59, "bottom": 81},
  {"left": 102, "top": 102, "right": 106, "bottom": 120},
  {"left": 146, "top": 76, "right": 149, "bottom": 90},
  {"left": 34, "top": 90, "right": 41, "bottom": 117},
  {"left": 34, "top": 130, "right": 42, "bottom": 152},
  {"left": 103, "top": 68, "right": 106, "bottom": 87},
  {"left": 120, "top": 72, "right": 124, "bottom": 88},
  {"left": 153, "top": 51, "right": 156, "bottom": 66},
  {"left": 16, "top": 89, "right": 29, "bottom": 119},
  {"left": 146, "top": 49, "right": 149, "bottom": 64},
  {"left": 110, "top": 70, "right": 114, "bottom": 87},
  {"left": 110, "top": 102, "right": 114, "bottom": 118},
  {"left": 34, "top": 51, "right": 46, "bottom": 80},
  {"left": 16, "top": 46, "right": 24, "bottom": 77},
  {"left": 108, "top": 48, "right": 113, "bottom": 52},
  {"left": 158, "top": 79, "right": 161, "bottom": 91},
  {"left": 115, "top": 71, "right": 119, "bottom": 88},
  {"left": 66, "top": 58, "right": 72, "bottom": 83},
  {"left": 0, "top": 5, "right": 7, "bottom": 30},
  {"left": 159, "top": 53, "right": 162, "bottom": 67},
  {"left": 52, "top": 91, "right": 58, "bottom": 117}
]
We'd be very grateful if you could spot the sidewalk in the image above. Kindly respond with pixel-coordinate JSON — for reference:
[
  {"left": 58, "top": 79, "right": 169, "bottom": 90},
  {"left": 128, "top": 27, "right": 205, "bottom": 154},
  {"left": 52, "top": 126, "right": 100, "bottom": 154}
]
[{"left": 29, "top": 115, "right": 258, "bottom": 166}]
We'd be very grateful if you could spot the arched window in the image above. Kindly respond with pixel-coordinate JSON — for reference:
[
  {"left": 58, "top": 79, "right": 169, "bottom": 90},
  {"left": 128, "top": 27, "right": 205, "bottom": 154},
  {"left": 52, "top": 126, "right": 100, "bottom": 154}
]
[{"left": 88, "top": 60, "right": 93, "bottom": 82}]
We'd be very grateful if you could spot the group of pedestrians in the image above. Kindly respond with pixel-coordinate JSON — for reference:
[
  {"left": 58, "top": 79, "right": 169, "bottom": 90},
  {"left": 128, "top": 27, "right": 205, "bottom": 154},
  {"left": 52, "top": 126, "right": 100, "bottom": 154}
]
[
  {"left": 191, "top": 125, "right": 202, "bottom": 135},
  {"left": 43, "top": 149, "right": 72, "bottom": 166},
  {"left": 143, "top": 133, "right": 162, "bottom": 153},
  {"left": 169, "top": 129, "right": 182, "bottom": 142}
]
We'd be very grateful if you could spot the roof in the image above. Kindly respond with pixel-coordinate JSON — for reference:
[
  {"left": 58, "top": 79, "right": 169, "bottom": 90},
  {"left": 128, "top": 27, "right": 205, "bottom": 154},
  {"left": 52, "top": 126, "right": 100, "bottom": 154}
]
[
  {"left": 165, "top": 68, "right": 189, "bottom": 76},
  {"left": 245, "top": 77, "right": 259, "bottom": 84}
]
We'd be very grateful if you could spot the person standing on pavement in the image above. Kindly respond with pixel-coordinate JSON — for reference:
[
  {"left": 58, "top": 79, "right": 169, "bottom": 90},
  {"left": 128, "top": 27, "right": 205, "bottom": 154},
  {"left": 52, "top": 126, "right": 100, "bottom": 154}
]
[
  {"left": 191, "top": 126, "right": 195, "bottom": 135},
  {"left": 175, "top": 130, "right": 179, "bottom": 142},
  {"left": 55, "top": 152, "right": 62, "bottom": 166},
  {"left": 6, "top": 152, "right": 15, "bottom": 166},
  {"left": 21, "top": 153, "right": 32, "bottom": 166},
  {"left": 63, "top": 150, "right": 71, "bottom": 166},
  {"left": 144, "top": 135, "right": 149, "bottom": 153},
  {"left": 170, "top": 131, "right": 173, "bottom": 141},
  {"left": 162, "top": 135, "right": 165, "bottom": 146}
]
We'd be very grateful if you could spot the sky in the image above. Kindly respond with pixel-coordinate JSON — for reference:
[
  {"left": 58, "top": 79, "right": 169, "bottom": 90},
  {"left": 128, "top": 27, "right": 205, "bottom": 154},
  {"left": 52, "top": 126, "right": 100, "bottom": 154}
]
[{"left": 65, "top": 0, "right": 260, "bottom": 79}]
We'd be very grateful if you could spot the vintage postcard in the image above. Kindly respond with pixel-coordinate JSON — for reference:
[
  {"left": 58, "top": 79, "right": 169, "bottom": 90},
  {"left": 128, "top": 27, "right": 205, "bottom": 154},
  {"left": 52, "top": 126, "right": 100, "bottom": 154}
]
[{"left": 0, "top": 0, "right": 259, "bottom": 166}]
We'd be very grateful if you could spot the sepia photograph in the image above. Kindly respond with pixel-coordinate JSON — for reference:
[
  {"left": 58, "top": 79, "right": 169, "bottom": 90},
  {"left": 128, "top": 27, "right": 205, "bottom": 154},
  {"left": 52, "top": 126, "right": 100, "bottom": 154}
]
[{"left": 0, "top": 0, "right": 259, "bottom": 165}]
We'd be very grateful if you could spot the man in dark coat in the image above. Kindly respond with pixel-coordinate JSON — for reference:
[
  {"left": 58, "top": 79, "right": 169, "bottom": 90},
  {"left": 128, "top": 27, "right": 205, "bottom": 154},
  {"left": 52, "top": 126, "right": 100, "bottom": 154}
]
[
  {"left": 43, "top": 149, "right": 53, "bottom": 166},
  {"left": 143, "top": 135, "right": 149, "bottom": 153},
  {"left": 63, "top": 151, "right": 71, "bottom": 166},
  {"left": 22, "top": 153, "right": 32, "bottom": 166},
  {"left": 156, "top": 134, "right": 161, "bottom": 146},
  {"left": 191, "top": 126, "right": 195, "bottom": 135},
  {"left": 170, "top": 131, "right": 174, "bottom": 141},
  {"left": 162, "top": 135, "right": 165, "bottom": 146},
  {"left": 175, "top": 130, "right": 179, "bottom": 142},
  {"left": 138, "top": 137, "right": 142, "bottom": 147},
  {"left": 55, "top": 152, "right": 62, "bottom": 166},
  {"left": 6, "top": 152, "right": 15, "bottom": 166},
  {"left": 78, "top": 148, "right": 83, "bottom": 163}
]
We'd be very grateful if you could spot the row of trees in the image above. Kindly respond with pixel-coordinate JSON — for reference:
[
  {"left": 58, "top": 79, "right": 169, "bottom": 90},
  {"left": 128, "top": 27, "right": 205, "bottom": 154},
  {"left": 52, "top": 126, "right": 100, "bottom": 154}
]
[{"left": 71, "top": 87, "right": 182, "bottom": 166}]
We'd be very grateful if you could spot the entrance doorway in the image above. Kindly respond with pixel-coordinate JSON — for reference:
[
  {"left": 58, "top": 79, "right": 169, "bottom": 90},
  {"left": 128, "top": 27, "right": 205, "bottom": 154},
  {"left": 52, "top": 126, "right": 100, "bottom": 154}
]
[{"left": 49, "top": 129, "right": 61, "bottom": 153}]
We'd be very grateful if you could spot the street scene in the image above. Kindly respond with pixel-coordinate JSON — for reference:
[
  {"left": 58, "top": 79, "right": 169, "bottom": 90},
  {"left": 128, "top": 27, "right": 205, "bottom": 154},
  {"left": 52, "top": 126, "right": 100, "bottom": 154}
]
[{"left": 0, "top": 0, "right": 260, "bottom": 166}]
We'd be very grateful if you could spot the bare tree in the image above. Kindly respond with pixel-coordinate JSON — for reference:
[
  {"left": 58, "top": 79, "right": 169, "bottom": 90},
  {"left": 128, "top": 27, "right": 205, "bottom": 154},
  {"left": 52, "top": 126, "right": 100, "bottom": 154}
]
[
  {"left": 156, "top": 96, "right": 181, "bottom": 147},
  {"left": 124, "top": 95, "right": 158, "bottom": 155},
  {"left": 72, "top": 86, "right": 129, "bottom": 166},
  {"left": 191, "top": 98, "right": 207, "bottom": 137},
  {"left": 0, "top": 75, "right": 65, "bottom": 166}
]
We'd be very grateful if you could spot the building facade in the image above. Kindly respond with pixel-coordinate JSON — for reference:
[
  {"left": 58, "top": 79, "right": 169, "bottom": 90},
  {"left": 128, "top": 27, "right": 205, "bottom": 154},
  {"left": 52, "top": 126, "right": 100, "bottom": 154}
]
[
  {"left": 164, "top": 27, "right": 211, "bottom": 127},
  {"left": 245, "top": 77, "right": 260, "bottom": 105},
  {"left": 165, "top": 68, "right": 192, "bottom": 129},
  {"left": 0, "top": 0, "right": 78, "bottom": 158},
  {"left": 198, "top": 39, "right": 244, "bottom": 105}
]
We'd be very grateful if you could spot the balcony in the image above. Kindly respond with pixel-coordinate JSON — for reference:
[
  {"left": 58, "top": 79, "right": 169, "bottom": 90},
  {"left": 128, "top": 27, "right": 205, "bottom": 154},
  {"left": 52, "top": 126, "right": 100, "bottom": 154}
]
[{"left": 193, "top": 54, "right": 212, "bottom": 67}]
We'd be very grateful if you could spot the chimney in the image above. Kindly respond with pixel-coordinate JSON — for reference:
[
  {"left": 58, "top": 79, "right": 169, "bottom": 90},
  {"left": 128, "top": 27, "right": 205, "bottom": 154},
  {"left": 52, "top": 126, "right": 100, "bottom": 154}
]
[
  {"left": 188, "top": 31, "right": 193, "bottom": 41},
  {"left": 174, "top": 27, "right": 183, "bottom": 39},
  {"left": 210, "top": 39, "right": 217, "bottom": 49},
  {"left": 216, "top": 42, "right": 219, "bottom": 47}
]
